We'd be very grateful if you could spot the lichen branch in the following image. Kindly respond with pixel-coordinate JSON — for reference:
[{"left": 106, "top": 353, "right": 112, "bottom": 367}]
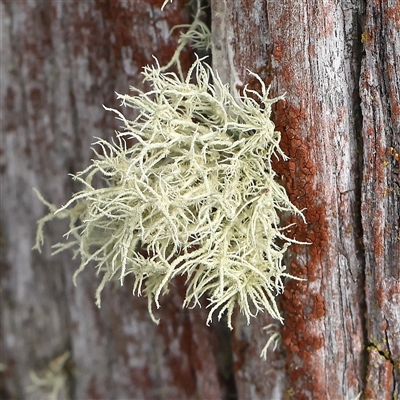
[{"left": 35, "top": 58, "right": 305, "bottom": 328}]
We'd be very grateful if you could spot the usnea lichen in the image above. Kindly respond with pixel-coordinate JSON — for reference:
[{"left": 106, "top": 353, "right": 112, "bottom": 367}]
[
  {"left": 27, "top": 352, "right": 71, "bottom": 400},
  {"left": 161, "top": 0, "right": 173, "bottom": 10},
  {"left": 35, "top": 57, "right": 305, "bottom": 329},
  {"left": 260, "top": 324, "right": 282, "bottom": 360}
]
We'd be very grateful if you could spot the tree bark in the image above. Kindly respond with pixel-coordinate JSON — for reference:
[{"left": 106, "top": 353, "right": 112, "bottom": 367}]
[
  {"left": 1, "top": 1, "right": 399, "bottom": 400},
  {"left": 1, "top": 2, "right": 229, "bottom": 399},
  {"left": 212, "top": 1, "right": 399, "bottom": 399},
  {"left": 360, "top": 1, "right": 400, "bottom": 398}
]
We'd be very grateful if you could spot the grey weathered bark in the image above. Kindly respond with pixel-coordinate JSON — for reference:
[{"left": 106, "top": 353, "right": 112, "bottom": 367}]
[
  {"left": 1, "top": 1, "right": 399, "bottom": 400},
  {"left": 360, "top": 2, "right": 400, "bottom": 398},
  {"left": 1, "top": 2, "right": 228, "bottom": 399}
]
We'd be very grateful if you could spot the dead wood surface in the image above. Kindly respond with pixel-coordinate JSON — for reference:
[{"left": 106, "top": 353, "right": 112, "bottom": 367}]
[{"left": 1, "top": 1, "right": 399, "bottom": 399}]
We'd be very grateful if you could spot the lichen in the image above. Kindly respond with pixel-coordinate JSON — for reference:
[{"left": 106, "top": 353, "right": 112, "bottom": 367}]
[
  {"left": 34, "top": 57, "right": 305, "bottom": 328},
  {"left": 260, "top": 324, "right": 282, "bottom": 360},
  {"left": 162, "top": 0, "right": 211, "bottom": 78},
  {"left": 161, "top": 0, "right": 173, "bottom": 10},
  {"left": 27, "top": 352, "right": 71, "bottom": 400}
]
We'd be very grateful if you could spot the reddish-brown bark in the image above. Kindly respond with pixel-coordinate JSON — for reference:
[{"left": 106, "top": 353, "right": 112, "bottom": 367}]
[
  {"left": 212, "top": 0, "right": 399, "bottom": 399},
  {"left": 360, "top": 0, "right": 400, "bottom": 396}
]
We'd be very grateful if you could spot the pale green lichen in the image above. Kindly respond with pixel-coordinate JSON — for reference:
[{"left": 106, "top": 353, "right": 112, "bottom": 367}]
[
  {"left": 260, "top": 324, "right": 282, "bottom": 360},
  {"left": 162, "top": 0, "right": 211, "bottom": 79},
  {"left": 35, "top": 58, "right": 305, "bottom": 329},
  {"left": 27, "top": 352, "right": 71, "bottom": 400},
  {"left": 161, "top": 0, "right": 173, "bottom": 10}
]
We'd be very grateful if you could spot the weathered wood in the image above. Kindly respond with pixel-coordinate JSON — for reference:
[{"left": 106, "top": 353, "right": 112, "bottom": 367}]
[
  {"left": 212, "top": 0, "right": 399, "bottom": 399},
  {"left": 360, "top": 1, "right": 400, "bottom": 397},
  {"left": 1, "top": 0, "right": 399, "bottom": 399},
  {"left": 1, "top": 1, "right": 229, "bottom": 399}
]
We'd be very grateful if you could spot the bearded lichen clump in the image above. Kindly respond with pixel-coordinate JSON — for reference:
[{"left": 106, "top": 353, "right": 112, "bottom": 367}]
[{"left": 35, "top": 59, "right": 304, "bottom": 328}]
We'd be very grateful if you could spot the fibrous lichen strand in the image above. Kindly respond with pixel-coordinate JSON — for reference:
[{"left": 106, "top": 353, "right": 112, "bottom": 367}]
[{"left": 35, "top": 59, "right": 305, "bottom": 329}]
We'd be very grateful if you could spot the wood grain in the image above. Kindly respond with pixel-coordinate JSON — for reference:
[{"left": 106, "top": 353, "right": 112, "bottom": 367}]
[{"left": 1, "top": 0, "right": 398, "bottom": 399}]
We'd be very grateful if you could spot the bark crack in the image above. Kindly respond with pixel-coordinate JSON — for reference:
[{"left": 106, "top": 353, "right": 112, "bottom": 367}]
[
  {"left": 368, "top": 338, "right": 396, "bottom": 398},
  {"left": 354, "top": 2, "right": 369, "bottom": 395}
]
